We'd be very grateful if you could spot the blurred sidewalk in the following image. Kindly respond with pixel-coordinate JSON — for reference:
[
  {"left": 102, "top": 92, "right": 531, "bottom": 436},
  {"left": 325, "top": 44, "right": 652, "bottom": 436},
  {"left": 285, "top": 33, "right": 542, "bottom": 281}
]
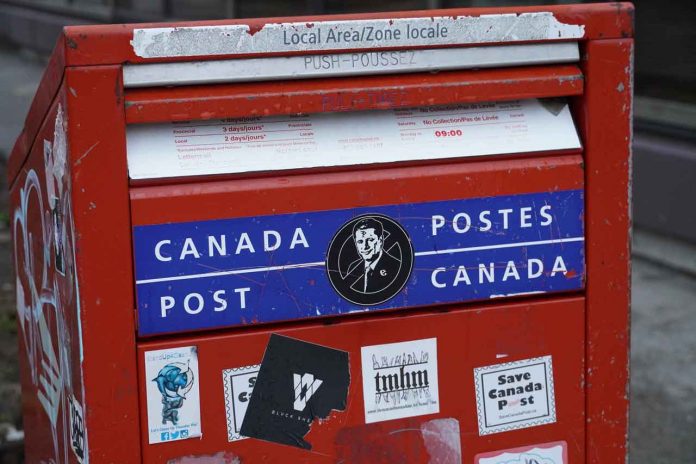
[
  {"left": 631, "top": 230, "right": 696, "bottom": 463},
  {"left": 0, "top": 42, "right": 45, "bottom": 160},
  {"left": 0, "top": 39, "right": 695, "bottom": 463}
]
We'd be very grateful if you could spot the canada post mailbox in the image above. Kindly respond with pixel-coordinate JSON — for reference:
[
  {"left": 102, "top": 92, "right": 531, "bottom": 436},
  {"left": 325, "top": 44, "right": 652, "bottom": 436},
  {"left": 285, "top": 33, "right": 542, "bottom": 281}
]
[{"left": 9, "top": 3, "right": 633, "bottom": 463}]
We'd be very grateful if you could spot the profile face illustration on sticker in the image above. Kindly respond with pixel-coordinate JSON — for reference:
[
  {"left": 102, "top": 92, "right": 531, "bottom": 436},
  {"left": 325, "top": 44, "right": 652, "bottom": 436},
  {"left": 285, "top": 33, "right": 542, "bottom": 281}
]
[{"left": 326, "top": 214, "right": 413, "bottom": 305}]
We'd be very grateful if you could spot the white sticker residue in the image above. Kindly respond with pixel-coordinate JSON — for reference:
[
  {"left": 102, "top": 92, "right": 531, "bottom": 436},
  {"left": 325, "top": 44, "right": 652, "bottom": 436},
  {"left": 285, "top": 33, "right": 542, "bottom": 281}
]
[
  {"left": 126, "top": 98, "right": 581, "bottom": 180},
  {"left": 145, "top": 346, "right": 202, "bottom": 444},
  {"left": 222, "top": 365, "right": 260, "bottom": 442},
  {"left": 476, "top": 441, "right": 567, "bottom": 463},
  {"left": 131, "top": 14, "right": 584, "bottom": 58},
  {"left": 361, "top": 338, "right": 439, "bottom": 424},
  {"left": 473, "top": 355, "right": 556, "bottom": 435}
]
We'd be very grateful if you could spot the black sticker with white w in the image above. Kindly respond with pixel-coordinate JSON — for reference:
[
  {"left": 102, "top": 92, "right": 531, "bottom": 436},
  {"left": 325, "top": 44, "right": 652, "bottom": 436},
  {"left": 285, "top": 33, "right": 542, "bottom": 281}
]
[{"left": 240, "top": 334, "right": 350, "bottom": 450}]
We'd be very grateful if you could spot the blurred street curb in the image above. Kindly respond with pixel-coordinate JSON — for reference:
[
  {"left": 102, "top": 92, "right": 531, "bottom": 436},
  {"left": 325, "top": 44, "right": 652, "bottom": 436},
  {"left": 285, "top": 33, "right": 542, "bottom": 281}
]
[
  {"left": 0, "top": 41, "right": 44, "bottom": 161},
  {"left": 633, "top": 229, "right": 696, "bottom": 277}
]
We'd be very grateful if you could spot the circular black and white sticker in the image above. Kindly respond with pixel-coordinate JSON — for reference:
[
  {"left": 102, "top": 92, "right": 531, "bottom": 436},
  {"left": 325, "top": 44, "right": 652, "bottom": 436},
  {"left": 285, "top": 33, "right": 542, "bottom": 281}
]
[{"left": 326, "top": 214, "right": 413, "bottom": 306}]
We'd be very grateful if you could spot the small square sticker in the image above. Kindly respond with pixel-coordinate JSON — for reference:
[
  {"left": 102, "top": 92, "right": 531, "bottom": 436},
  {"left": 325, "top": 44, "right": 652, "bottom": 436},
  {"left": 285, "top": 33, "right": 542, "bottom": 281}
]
[
  {"left": 222, "top": 365, "right": 260, "bottom": 442},
  {"left": 473, "top": 355, "right": 556, "bottom": 435},
  {"left": 361, "top": 337, "right": 439, "bottom": 424}
]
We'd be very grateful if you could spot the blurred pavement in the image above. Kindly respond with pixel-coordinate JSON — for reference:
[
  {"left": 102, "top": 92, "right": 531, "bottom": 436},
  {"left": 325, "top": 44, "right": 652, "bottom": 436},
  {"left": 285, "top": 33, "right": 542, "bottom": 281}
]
[
  {"left": 0, "top": 43, "right": 45, "bottom": 158},
  {"left": 631, "top": 230, "right": 696, "bottom": 463},
  {"left": 0, "top": 39, "right": 695, "bottom": 463}
]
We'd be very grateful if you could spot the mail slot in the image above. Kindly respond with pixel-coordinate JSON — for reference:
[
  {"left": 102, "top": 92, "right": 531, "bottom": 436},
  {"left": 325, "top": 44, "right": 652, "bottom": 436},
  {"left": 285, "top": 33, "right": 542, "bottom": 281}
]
[{"left": 9, "top": 3, "right": 633, "bottom": 463}]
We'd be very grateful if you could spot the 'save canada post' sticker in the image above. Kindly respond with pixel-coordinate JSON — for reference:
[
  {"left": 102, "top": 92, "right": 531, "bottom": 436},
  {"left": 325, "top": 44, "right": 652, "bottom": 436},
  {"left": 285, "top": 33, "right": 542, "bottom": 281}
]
[
  {"left": 473, "top": 356, "right": 556, "bottom": 435},
  {"left": 133, "top": 190, "right": 584, "bottom": 335},
  {"left": 222, "top": 365, "right": 259, "bottom": 442}
]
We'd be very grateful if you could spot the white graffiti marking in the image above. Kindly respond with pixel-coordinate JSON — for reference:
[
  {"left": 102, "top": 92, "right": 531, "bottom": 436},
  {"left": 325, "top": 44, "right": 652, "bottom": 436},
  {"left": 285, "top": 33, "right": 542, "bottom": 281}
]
[{"left": 13, "top": 105, "right": 88, "bottom": 463}]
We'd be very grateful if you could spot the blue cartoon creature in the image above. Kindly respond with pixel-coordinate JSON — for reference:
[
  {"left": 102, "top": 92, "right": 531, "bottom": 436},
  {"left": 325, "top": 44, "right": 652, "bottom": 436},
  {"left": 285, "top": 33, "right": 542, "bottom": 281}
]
[{"left": 153, "top": 363, "right": 194, "bottom": 425}]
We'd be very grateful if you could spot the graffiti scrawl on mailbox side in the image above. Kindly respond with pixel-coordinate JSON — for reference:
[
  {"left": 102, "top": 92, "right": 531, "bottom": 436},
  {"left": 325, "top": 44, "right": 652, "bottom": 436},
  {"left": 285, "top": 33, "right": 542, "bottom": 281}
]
[{"left": 13, "top": 104, "right": 88, "bottom": 463}]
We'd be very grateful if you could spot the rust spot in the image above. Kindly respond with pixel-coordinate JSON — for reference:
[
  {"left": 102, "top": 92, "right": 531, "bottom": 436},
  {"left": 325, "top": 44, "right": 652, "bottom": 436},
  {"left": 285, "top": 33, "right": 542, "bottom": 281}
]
[
  {"left": 66, "top": 38, "right": 78, "bottom": 49},
  {"left": 305, "top": 22, "right": 314, "bottom": 28},
  {"left": 115, "top": 74, "right": 123, "bottom": 105}
]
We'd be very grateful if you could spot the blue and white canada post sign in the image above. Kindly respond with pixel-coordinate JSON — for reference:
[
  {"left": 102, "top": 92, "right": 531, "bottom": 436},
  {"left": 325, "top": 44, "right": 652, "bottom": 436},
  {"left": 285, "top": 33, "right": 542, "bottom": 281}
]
[{"left": 133, "top": 190, "right": 585, "bottom": 335}]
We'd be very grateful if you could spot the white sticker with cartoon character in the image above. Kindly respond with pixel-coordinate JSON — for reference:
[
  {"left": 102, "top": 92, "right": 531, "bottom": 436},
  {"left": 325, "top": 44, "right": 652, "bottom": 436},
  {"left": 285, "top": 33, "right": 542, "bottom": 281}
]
[{"left": 145, "top": 346, "right": 201, "bottom": 444}]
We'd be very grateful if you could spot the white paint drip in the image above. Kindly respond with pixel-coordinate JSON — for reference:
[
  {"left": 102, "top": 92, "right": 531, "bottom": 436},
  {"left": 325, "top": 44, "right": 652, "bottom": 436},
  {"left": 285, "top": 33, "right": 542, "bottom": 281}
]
[{"left": 131, "top": 13, "right": 584, "bottom": 59}]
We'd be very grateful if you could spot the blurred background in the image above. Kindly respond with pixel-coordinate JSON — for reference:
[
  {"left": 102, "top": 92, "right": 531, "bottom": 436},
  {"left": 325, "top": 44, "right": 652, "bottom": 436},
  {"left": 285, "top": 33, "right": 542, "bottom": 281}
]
[{"left": 0, "top": 0, "right": 694, "bottom": 463}]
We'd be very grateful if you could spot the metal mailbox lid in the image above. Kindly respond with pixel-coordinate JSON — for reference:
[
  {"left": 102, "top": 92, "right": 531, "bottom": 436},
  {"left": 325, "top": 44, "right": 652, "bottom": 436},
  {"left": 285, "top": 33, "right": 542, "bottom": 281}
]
[
  {"left": 122, "top": 42, "right": 581, "bottom": 88},
  {"left": 61, "top": 3, "right": 634, "bottom": 67},
  {"left": 130, "top": 153, "right": 585, "bottom": 337},
  {"left": 137, "top": 296, "right": 586, "bottom": 463},
  {"left": 123, "top": 64, "right": 585, "bottom": 127},
  {"left": 8, "top": 3, "right": 633, "bottom": 184}
]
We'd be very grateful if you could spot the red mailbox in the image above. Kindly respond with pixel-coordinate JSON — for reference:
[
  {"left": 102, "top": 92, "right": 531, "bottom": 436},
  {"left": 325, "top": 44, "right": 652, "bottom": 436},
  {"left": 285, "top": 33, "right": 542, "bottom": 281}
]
[{"left": 9, "top": 3, "right": 633, "bottom": 463}]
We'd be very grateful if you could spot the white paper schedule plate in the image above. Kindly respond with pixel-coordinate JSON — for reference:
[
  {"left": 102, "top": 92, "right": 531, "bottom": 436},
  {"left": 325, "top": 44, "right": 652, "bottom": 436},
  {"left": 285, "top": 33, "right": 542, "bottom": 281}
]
[{"left": 126, "top": 98, "right": 581, "bottom": 180}]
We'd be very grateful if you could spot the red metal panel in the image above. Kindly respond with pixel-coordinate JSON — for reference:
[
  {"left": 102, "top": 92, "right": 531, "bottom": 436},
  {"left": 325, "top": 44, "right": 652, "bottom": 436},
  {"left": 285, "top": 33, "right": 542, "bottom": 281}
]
[
  {"left": 125, "top": 65, "right": 583, "bottom": 125},
  {"left": 580, "top": 39, "right": 633, "bottom": 462},
  {"left": 130, "top": 154, "right": 584, "bottom": 226},
  {"left": 138, "top": 296, "right": 586, "bottom": 463},
  {"left": 62, "top": 3, "right": 634, "bottom": 66},
  {"left": 64, "top": 66, "right": 141, "bottom": 462}
]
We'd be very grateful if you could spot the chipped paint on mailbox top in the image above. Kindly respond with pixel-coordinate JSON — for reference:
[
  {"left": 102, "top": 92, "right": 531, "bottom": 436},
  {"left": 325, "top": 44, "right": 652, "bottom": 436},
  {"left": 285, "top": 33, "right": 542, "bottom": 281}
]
[{"left": 131, "top": 13, "right": 585, "bottom": 58}]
